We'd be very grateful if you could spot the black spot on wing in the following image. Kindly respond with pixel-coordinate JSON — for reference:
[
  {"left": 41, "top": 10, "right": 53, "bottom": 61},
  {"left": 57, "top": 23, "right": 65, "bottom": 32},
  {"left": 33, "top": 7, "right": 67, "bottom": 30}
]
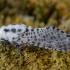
[
  {"left": 32, "top": 41, "right": 35, "bottom": 44},
  {"left": 22, "top": 34, "right": 24, "bottom": 36},
  {"left": 26, "top": 33, "right": 28, "bottom": 35},
  {"left": 61, "top": 31, "right": 64, "bottom": 33},
  {"left": 18, "top": 29, "right": 22, "bottom": 32},
  {"left": 31, "top": 29, "right": 34, "bottom": 31},
  {"left": 34, "top": 35, "right": 36, "bottom": 38},
  {"left": 28, "top": 39, "right": 30, "bottom": 41},
  {"left": 41, "top": 29, "right": 43, "bottom": 32},
  {"left": 56, "top": 28, "right": 60, "bottom": 32},
  {"left": 37, "top": 28, "right": 39, "bottom": 31},
  {"left": 34, "top": 39, "right": 37, "bottom": 41},
  {"left": 52, "top": 26, "right": 55, "bottom": 29},
  {"left": 46, "top": 27, "right": 50, "bottom": 30},
  {"left": 52, "top": 26, "right": 64, "bottom": 33},
  {"left": 48, "top": 46, "right": 51, "bottom": 48},
  {"left": 11, "top": 28, "right": 16, "bottom": 33},
  {"left": 4, "top": 29, "right": 10, "bottom": 32},
  {"left": 31, "top": 36, "right": 33, "bottom": 38},
  {"left": 38, "top": 34, "right": 40, "bottom": 36},
  {"left": 26, "top": 27, "right": 29, "bottom": 32},
  {"left": 37, "top": 42, "right": 40, "bottom": 46},
  {"left": 63, "top": 47, "right": 67, "bottom": 52},
  {"left": 12, "top": 37, "right": 15, "bottom": 40},
  {"left": 43, "top": 35, "right": 46, "bottom": 38},
  {"left": 18, "top": 38, "right": 20, "bottom": 40},
  {"left": 66, "top": 35, "right": 70, "bottom": 37}
]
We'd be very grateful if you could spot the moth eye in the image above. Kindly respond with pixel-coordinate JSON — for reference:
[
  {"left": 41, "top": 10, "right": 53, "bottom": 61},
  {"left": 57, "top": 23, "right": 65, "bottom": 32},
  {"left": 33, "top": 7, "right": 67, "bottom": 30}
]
[
  {"left": 18, "top": 29, "right": 22, "bottom": 32},
  {"left": 11, "top": 28, "right": 16, "bottom": 33},
  {"left": 4, "top": 29, "right": 10, "bottom": 32}
]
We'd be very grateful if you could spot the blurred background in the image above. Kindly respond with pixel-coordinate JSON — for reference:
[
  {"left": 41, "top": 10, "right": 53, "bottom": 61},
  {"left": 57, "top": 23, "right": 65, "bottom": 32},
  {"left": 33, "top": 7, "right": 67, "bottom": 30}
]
[
  {"left": 0, "top": 0, "right": 70, "bottom": 33},
  {"left": 0, "top": 0, "right": 70, "bottom": 70}
]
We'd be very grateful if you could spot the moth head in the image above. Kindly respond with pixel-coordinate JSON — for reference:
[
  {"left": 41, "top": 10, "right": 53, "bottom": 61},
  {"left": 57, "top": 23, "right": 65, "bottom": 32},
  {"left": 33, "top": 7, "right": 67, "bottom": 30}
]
[{"left": 0, "top": 24, "right": 26, "bottom": 43}]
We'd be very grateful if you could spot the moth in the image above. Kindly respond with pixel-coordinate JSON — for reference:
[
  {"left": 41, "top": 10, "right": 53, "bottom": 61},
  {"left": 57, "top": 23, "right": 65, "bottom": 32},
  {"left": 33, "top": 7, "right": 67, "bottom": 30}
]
[{"left": 0, "top": 24, "right": 70, "bottom": 54}]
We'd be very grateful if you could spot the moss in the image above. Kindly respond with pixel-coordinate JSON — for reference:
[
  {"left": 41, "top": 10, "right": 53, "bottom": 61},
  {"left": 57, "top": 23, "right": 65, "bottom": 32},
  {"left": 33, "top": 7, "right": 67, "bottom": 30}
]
[{"left": 0, "top": 43, "right": 70, "bottom": 70}]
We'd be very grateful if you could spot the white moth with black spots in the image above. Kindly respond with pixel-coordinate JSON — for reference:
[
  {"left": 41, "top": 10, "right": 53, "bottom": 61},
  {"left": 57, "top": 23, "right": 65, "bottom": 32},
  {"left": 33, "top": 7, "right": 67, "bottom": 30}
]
[{"left": 0, "top": 24, "right": 70, "bottom": 54}]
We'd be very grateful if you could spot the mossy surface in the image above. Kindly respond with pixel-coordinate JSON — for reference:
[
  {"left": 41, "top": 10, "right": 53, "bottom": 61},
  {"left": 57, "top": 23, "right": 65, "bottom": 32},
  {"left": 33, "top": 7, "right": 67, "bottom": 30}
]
[{"left": 0, "top": 44, "right": 70, "bottom": 70}]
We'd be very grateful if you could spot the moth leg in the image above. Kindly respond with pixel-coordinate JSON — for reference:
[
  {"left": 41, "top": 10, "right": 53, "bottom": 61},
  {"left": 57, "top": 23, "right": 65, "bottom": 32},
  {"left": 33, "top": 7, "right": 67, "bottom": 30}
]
[
  {"left": 15, "top": 44, "right": 24, "bottom": 57},
  {"left": 4, "top": 40, "right": 11, "bottom": 46},
  {"left": 1, "top": 39, "right": 10, "bottom": 47},
  {"left": 0, "top": 40, "right": 11, "bottom": 55},
  {"left": 6, "top": 41, "right": 11, "bottom": 55}
]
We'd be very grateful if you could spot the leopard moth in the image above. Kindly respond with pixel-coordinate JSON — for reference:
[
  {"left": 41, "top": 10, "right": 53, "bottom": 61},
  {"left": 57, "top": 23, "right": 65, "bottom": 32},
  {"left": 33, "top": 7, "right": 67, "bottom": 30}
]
[{"left": 0, "top": 24, "right": 70, "bottom": 54}]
